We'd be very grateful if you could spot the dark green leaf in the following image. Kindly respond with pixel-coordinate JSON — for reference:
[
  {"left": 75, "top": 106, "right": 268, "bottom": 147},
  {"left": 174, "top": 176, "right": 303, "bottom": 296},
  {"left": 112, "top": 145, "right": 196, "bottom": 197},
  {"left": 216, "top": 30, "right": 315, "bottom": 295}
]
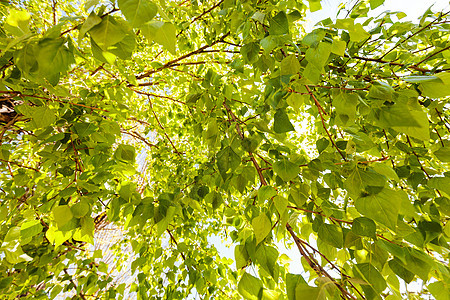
[
  {"left": 273, "top": 158, "right": 298, "bottom": 182},
  {"left": 269, "top": 11, "right": 289, "bottom": 35},
  {"left": 273, "top": 109, "right": 295, "bottom": 133},
  {"left": 216, "top": 146, "right": 241, "bottom": 179},
  {"left": 352, "top": 217, "right": 376, "bottom": 238}
]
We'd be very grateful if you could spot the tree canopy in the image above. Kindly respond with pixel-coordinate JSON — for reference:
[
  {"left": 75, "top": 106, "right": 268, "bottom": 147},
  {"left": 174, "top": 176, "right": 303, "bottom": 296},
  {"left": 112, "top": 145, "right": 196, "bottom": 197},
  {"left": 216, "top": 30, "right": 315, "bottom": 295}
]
[{"left": 0, "top": 0, "right": 450, "bottom": 299}]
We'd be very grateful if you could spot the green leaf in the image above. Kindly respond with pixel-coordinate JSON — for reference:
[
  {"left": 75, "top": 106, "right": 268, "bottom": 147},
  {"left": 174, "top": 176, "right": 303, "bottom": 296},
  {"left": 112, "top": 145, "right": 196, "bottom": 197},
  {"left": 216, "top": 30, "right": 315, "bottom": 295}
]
[
  {"left": 252, "top": 213, "right": 272, "bottom": 244},
  {"left": 391, "top": 104, "right": 430, "bottom": 141},
  {"left": 280, "top": 55, "right": 300, "bottom": 76},
  {"left": 404, "top": 75, "right": 440, "bottom": 83},
  {"left": 5, "top": 9, "right": 30, "bottom": 36},
  {"left": 403, "top": 249, "right": 432, "bottom": 281},
  {"left": 349, "top": 23, "right": 370, "bottom": 42},
  {"left": 331, "top": 39, "right": 346, "bottom": 56},
  {"left": 375, "top": 103, "right": 420, "bottom": 128},
  {"left": 434, "top": 146, "right": 450, "bottom": 162},
  {"left": 52, "top": 205, "right": 74, "bottom": 228},
  {"left": 286, "top": 274, "right": 307, "bottom": 300},
  {"left": 26, "top": 106, "right": 56, "bottom": 128},
  {"left": 344, "top": 167, "right": 386, "bottom": 198},
  {"left": 334, "top": 93, "right": 358, "bottom": 126},
  {"left": 258, "top": 186, "right": 277, "bottom": 202},
  {"left": 428, "top": 177, "right": 450, "bottom": 197},
  {"left": 353, "top": 263, "right": 386, "bottom": 293},
  {"left": 235, "top": 245, "right": 249, "bottom": 269},
  {"left": 273, "top": 158, "right": 298, "bottom": 182},
  {"left": 316, "top": 138, "right": 329, "bottom": 153},
  {"left": 318, "top": 223, "right": 343, "bottom": 248},
  {"left": 240, "top": 42, "right": 260, "bottom": 64},
  {"left": 420, "top": 72, "right": 450, "bottom": 98},
  {"left": 427, "top": 281, "right": 450, "bottom": 300},
  {"left": 355, "top": 188, "right": 401, "bottom": 231},
  {"left": 269, "top": 11, "right": 289, "bottom": 35},
  {"left": 71, "top": 202, "right": 90, "bottom": 218},
  {"left": 20, "top": 220, "right": 43, "bottom": 240},
  {"left": 286, "top": 93, "right": 305, "bottom": 111},
  {"left": 118, "top": 0, "right": 158, "bottom": 28},
  {"left": 352, "top": 217, "right": 376, "bottom": 238},
  {"left": 370, "top": 0, "right": 385, "bottom": 9},
  {"left": 238, "top": 273, "right": 263, "bottom": 300},
  {"left": 305, "top": 42, "right": 332, "bottom": 69},
  {"left": 273, "top": 109, "right": 295, "bottom": 133},
  {"left": 141, "top": 21, "right": 177, "bottom": 54},
  {"left": 308, "top": 0, "right": 322, "bottom": 12},
  {"left": 216, "top": 146, "right": 241, "bottom": 179},
  {"left": 79, "top": 12, "right": 102, "bottom": 39},
  {"left": 371, "top": 162, "right": 399, "bottom": 181},
  {"left": 36, "top": 38, "right": 75, "bottom": 84},
  {"left": 256, "top": 245, "right": 279, "bottom": 280},
  {"left": 274, "top": 195, "right": 288, "bottom": 215},
  {"left": 89, "top": 16, "right": 127, "bottom": 50},
  {"left": 368, "top": 82, "right": 395, "bottom": 100},
  {"left": 303, "top": 63, "right": 321, "bottom": 83},
  {"left": 388, "top": 259, "right": 415, "bottom": 283},
  {"left": 294, "top": 284, "right": 325, "bottom": 300},
  {"left": 114, "top": 145, "right": 135, "bottom": 164}
]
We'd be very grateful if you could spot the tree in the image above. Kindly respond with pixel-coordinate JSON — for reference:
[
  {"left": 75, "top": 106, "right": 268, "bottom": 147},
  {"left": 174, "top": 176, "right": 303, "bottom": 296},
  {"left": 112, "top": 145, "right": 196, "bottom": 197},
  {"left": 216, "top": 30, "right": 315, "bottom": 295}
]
[{"left": 0, "top": 0, "right": 449, "bottom": 298}]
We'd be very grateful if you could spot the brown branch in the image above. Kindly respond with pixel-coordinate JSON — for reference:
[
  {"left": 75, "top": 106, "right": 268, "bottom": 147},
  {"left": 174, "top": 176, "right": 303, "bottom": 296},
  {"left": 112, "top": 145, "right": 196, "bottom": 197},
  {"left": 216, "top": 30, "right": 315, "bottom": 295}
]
[
  {"left": 307, "top": 84, "right": 370, "bottom": 91},
  {"left": 0, "top": 91, "right": 109, "bottom": 112},
  {"left": 63, "top": 269, "right": 86, "bottom": 300},
  {"left": 167, "top": 229, "right": 186, "bottom": 261},
  {"left": 136, "top": 32, "right": 230, "bottom": 79},
  {"left": 52, "top": 0, "right": 57, "bottom": 25},
  {"left": 435, "top": 108, "right": 450, "bottom": 133},
  {"left": 379, "top": 11, "right": 450, "bottom": 60},
  {"left": 435, "top": 128, "right": 445, "bottom": 147},
  {"left": 415, "top": 44, "right": 450, "bottom": 67},
  {"left": 0, "top": 158, "right": 40, "bottom": 172},
  {"left": 176, "top": 0, "right": 225, "bottom": 37},
  {"left": 0, "top": 114, "right": 20, "bottom": 145},
  {"left": 223, "top": 102, "right": 268, "bottom": 186},
  {"left": 305, "top": 86, "right": 346, "bottom": 160},
  {"left": 190, "top": 0, "right": 224, "bottom": 25},
  {"left": 132, "top": 89, "right": 186, "bottom": 105},
  {"left": 147, "top": 96, "right": 183, "bottom": 156},
  {"left": 286, "top": 223, "right": 357, "bottom": 300},
  {"left": 349, "top": 55, "right": 430, "bottom": 72},
  {"left": 121, "top": 130, "right": 158, "bottom": 149}
]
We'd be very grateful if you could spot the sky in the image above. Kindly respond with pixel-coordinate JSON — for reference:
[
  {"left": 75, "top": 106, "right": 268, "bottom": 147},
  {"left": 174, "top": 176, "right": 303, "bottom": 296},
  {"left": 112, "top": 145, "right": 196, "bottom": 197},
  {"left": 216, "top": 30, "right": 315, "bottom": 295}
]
[{"left": 305, "top": 0, "right": 450, "bottom": 31}]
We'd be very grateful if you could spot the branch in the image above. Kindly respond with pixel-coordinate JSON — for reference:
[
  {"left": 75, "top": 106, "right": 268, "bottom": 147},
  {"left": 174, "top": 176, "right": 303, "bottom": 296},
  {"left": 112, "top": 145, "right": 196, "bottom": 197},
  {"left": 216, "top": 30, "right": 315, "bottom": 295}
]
[
  {"left": 0, "top": 91, "right": 108, "bottom": 112},
  {"left": 0, "top": 158, "right": 40, "bottom": 172},
  {"left": 147, "top": 96, "right": 183, "bottom": 156},
  {"left": 63, "top": 269, "right": 86, "bottom": 300},
  {"left": 120, "top": 129, "right": 158, "bottom": 149},
  {"left": 415, "top": 44, "right": 450, "bottom": 67},
  {"left": 286, "top": 223, "right": 358, "bottom": 300},
  {"left": 131, "top": 89, "right": 186, "bottom": 105},
  {"left": 379, "top": 10, "right": 450, "bottom": 60},
  {"left": 223, "top": 102, "right": 267, "bottom": 186},
  {"left": 305, "top": 86, "right": 346, "bottom": 161},
  {"left": 136, "top": 32, "right": 230, "bottom": 80},
  {"left": 348, "top": 56, "right": 430, "bottom": 72}
]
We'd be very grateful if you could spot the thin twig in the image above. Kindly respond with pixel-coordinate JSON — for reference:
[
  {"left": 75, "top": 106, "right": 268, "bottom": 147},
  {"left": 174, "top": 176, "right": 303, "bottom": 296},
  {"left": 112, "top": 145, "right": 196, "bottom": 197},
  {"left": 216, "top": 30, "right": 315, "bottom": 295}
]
[{"left": 305, "top": 86, "right": 346, "bottom": 160}]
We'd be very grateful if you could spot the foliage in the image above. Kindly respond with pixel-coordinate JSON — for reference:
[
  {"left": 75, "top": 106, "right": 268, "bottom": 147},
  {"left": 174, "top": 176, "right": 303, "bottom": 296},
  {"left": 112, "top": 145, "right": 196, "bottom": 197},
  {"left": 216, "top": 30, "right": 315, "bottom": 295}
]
[{"left": 0, "top": 0, "right": 449, "bottom": 299}]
